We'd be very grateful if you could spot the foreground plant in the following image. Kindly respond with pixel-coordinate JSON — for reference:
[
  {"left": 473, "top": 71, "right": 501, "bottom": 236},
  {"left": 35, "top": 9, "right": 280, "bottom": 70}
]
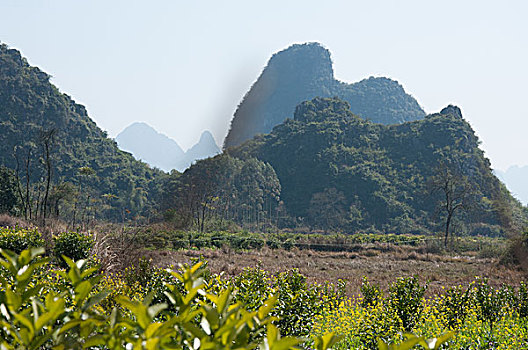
[
  {"left": 378, "top": 333, "right": 454, "bottom": 350},
  {"left": 0, "top": 247, "right": 342, "bottom": 349}
]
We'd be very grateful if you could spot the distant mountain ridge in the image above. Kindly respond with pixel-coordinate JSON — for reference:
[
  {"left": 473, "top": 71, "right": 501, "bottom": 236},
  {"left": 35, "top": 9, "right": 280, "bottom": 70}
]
[
  {"left": 116, "top": 123, "right": 220, "bottom": 172},
  {"left": 177, "top": 130, "right": 221, "bottom": 171},
  {"left": 224, "top": 42, "right": 425, "bottom": 148},
  {"left": 116, "top": 122, "right": 185, "bottom": 172}
]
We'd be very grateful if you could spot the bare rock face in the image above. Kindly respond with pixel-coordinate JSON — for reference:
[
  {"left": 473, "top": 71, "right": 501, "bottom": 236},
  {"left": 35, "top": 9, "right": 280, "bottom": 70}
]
[{"left": 223, "top": 42, "right": 425, "bottom": 149}]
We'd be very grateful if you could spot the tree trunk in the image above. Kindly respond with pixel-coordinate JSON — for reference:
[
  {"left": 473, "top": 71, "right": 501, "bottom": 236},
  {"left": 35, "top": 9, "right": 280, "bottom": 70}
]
[
  {"left": 14, "top": 153, "right": 27, "bottom": 219},
  {"left": 43, "top": 137, "right": 52, "bottom": 220},
  {"left": 445, "top": 212, "right": 453, "bottom": 248},
  {"left": 200, "top": 203, "right": 206, "bottom": 233},
  {"left": 25, "top": 150, "right": 32, "bottom": 219}
]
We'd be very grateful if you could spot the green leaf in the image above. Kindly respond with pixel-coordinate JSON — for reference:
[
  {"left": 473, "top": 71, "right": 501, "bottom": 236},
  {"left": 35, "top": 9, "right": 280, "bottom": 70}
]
[
  {"left": 216, "top": 287, "right": 232, "bottom": 314},
  {"left": 147, "top": 303, "right": 168, "bottom": 321},
  {"left": 313, "top": 332, "right": 343, "bottom": 350},
  {"left": 377, "top": 341, "right": 389, "bottom": 350},
  {"left": 82, "top": 335, "right": 106, "bottom": 348},
  {"left": 145, "top": 322, "right": 164, "bottom": 338},
  {"left": 397, "top": 336, "right": 423, "bottom": 350},
  {"left": 12, "top": 312, "right": 34, "bottom": 337},
  {"left": 269, "top": 337, "right": 300, "bottom": 350},
  {"left": 82, "top": 290, "right": 109, "bottom": 312},
  {"left": 258, "top": 295, "right": 278, "bottom": 320},
  {"left": 74, "top": 280, "right": 92, "bottom": 305}
]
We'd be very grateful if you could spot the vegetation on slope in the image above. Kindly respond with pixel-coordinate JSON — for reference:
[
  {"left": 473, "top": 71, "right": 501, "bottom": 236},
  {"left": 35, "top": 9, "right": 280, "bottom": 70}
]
[
  {"left": 1, "top": 42, "right": 524, "bottom": 238},
  {"left": 229, "top": 97, "right": 521, "bottom": 234},
  {"left": 0, "top": 43, "right": 163, "bottom": 222}
]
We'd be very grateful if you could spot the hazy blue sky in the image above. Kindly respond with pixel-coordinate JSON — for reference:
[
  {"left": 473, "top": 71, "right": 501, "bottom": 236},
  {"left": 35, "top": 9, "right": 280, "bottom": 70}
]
[{"left": 1, "top": 0, "right": 526, "bottom": 170}]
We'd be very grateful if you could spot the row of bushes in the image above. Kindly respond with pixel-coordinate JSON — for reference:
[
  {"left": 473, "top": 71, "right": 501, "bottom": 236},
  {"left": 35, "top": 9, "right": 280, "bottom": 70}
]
[
  {"left": 104, "top": 256, "right": 346, "bottom": 337},
  {"left": 315, "top": 276, "right": 528, "bottom": 349},
  {"left": 9, "top": 245, "right": 522, "bottom": 349},
  {"left": 0, "top": 226, "right": 93, "bottom": 267},
  {"left": 133, "top": 228, "right": 506, "bottom": 256},
  {"left": 107, "top": 252, "right": 528, "bottom": 349},
  {"left": 134, "top": 229, "right": 431, "bottom": 251},
  {"left": 0, "top": 247, "right": 449, "bottom": 349}
]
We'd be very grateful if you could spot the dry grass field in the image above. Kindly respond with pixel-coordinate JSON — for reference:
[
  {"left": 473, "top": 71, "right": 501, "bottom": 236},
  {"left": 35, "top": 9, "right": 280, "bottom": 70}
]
[{"left": 144, "top": 243, "right": 526, "bottom": 296}]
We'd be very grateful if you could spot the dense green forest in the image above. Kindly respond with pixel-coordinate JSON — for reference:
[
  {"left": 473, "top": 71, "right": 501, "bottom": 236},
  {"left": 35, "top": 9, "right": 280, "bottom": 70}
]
[
  {"left": 0, "top": 43, "right": 163, "bottom": 222},
  {"left": 227, "top": 97, "right": 523, "bottom": 235},
  {"left": 224, "top": 42, "right": 425, "bottom": 149},
  {"left": 159, "top": 97, "right": 526, "bottom": 236}
]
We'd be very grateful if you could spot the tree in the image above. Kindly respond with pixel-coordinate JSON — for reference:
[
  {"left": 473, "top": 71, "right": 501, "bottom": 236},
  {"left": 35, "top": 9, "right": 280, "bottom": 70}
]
[
  {"left": 0, "top": 166, "right": 19, "bottom": 214},
  {"left": 428, "top": 162, "right": 474, "bottom": 247},
  {"left": 13, "top": 143, "right": 37, "bottom": 220},
  {"left": 72, "top": 166, "right": 96, "bottom": 228},
  {"left": 234, "top": 158, "right": 281, "bottom": 230},
  {"left": 164, "top": 155, "right": 281, "bottom": 232},
  {"left": 175, "top": 156, "right": 226, "bottom": 232},
  {"left": 48, "top": 182, "right": 75, "bottom": 218},
  {"left": 39, "top": 128, "right": 56, "bottom": 220},
  {"left": 307, "top": 188, "right": 346, "bottom": 232}
]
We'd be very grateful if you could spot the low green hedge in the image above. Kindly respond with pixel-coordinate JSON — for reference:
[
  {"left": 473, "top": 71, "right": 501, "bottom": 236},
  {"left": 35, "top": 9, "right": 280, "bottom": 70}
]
[
  {"left": 53, "top": 231, "right": 94, "bottom": 267},
  {"left": 0, "top": 226, "right": 44, "bottom": 253}
]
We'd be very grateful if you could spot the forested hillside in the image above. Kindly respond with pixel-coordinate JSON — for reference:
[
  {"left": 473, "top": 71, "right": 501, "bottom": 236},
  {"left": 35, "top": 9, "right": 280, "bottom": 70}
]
[
  {"left": 0, "top": 43, "right": 162, "bottom": 221},
  {"left": 224, "top": 42, "right": 425, "bottom": 148},
  {"left": 228, "top": 97, "right": 522, "bottom": 234}
]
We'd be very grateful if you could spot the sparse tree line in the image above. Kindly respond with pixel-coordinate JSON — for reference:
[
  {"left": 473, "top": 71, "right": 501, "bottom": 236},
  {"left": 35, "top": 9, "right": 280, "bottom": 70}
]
[
  {"left": 161, "top": 155, "right": 282, "bottom": 232},
  {"left": 1, "top": 129, "right": 81, "bottom": 225},
  {"left": 0, "top": 132, "right": 284, "bottom": 233},
  {"left": 0, "top": 128, "right": 150, "bottom": 229},
  {"left": 3, "top": 128, "right": 68, "bottom": 222}
]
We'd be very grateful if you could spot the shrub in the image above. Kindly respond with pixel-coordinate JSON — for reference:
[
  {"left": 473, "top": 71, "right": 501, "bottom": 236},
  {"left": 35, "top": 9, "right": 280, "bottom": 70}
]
[
  {"left": 275, "top": 269, "right": 322, "bottom": 336},
  {"left": 231, "top": 266, "right": 345, "bottom": 338},
  {"left": 0, "top": 247, "right": 342, "bottom": 350},
  {"left": 266, "top": 238, "right": 281, "bottom": 249},
  {"left": 387, "top": 276, "right": 427, "bottom": 331},
  {"left": 246, "top": 236, "right": 265, "bottom": 249},
  {"left": 517, "top": 281, "right": 528, "bottom": 319},
  {"left": 473, "top": 277, "right": 504, "bottom": 332},
  {"left": 0, "top": 226, "right": 44, "bottom": 253},
  {"left": 232, "top": 266, "right": 273, "bottom": 311},
  {"left": 439, "top": 285, "right": 472, "bottom": 329},
  {"left": 282, "top": 238, "right": 294, "bottom": 251},
  {"left": 122, "top": 256, "right": 179, "bottom": 311},
  {"left": 53, "top": 231, "right": 94, "bottom": 267},
  {"left": 360, "top": 277, "right": 383, "bottom": 307},
  {"left": 500, "top": 232, "right": 528, "bottom": 268}
]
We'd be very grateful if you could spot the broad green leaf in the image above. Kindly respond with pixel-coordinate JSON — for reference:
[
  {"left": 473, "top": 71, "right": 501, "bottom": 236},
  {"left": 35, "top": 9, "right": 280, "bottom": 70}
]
[{"left": 314, "top": 332, "right": 343, "bottom": 350}]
